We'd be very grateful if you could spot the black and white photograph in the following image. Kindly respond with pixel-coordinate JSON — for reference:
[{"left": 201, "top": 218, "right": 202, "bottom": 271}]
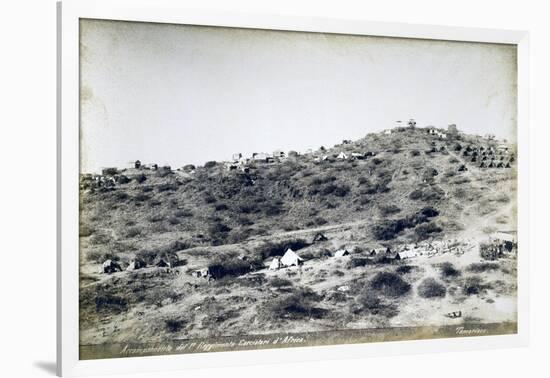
[{"left": 78, "top": 18, "right": 519, "bottom": 359}]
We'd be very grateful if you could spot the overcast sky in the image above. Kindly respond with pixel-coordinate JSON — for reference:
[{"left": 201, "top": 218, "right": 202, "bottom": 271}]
[{"left": 80, "top": 19, "right": 517, "bottom": 173}]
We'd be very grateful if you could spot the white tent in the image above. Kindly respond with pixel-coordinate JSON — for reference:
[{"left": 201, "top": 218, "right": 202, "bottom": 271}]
[
  {"left": 194, "top": 268, "right": 210, "bottom": 278},
  {"left": 280, "top": 249, "right": 303, "bottom": 267},
  {"left": 334, "top": 249, "right": 350, "bottom": 258},
  {"left": 268, "top": 257, "right": 281, "bottom": 270},
  {"left": 397, "top": 250, "right": 417, "bottom": 259},
  {"left": 126, "top": 258, "right": 146, "bottom": 271},
  {"left": 337, "top": 152, "right": 348, "bottom": 160},
  {"left": 102, "top": 259, "right": 122, "bottom": 274}
]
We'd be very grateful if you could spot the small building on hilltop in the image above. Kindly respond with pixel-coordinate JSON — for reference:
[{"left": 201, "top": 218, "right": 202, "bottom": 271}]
[
  {"left": 252, "top": 152, "right": 271, "bottom": 161},
  {"left": 147, "top": 163, "right": 158, "bottom": 171},
  {"left": 273, "top": 150, "right": 285, "bottom": 158},
  {"left": 448, "top": 124, "right": 458, "bottom": 135}
]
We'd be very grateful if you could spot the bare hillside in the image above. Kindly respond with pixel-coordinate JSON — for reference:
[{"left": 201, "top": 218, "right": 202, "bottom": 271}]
[{"left": 79, "top": 126, "right": 517, "bottom": 346}]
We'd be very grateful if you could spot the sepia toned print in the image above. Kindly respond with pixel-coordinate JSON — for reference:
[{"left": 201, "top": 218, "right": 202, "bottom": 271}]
[{"left": 78, "top": 19, "right": 517, "bottom": 359}]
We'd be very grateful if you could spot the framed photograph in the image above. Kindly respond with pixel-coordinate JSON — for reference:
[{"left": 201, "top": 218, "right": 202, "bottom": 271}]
[{"left": 58, "top": 0, "right": 530, "bottom": 376}]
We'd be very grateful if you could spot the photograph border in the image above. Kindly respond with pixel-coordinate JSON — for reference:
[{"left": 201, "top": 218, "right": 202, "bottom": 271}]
[{"left": 57, "top": 1, "right": 530, "bottom": 376}]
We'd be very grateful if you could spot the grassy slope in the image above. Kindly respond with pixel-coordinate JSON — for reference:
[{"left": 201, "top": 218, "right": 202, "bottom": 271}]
[{"left": 79, "top": 127, "right": 517, "bottom": 345}]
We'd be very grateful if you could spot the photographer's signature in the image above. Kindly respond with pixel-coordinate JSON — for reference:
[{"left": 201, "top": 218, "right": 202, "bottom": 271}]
[{"left": 455, "top": 326, "right": 488, "bottom": 335}]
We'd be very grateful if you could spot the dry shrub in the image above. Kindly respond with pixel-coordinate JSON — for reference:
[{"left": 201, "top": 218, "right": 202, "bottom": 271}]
[
  {"left": 396, "top": 265, "right": 414, "bottom": 274},
  {"left": 439, "top": 262, "right": 462, "bottom": 278},
  {"left": 165, "top": 318, "right": 185, "bottom": 333},
  {"left": 267, "top": 288, "right": 327, "bottom": 320},
  {"left": 174, "top": 209, "right": 193, "bottom": 218},
  {"left": 204, "top": 161, "right": 217, "bottom": 169},
  {"left": 353, "top": 291, "right": 398, "bottom": 318},
  {"left": 124, "top": 226, "right": 143, "bottom": 238},
  {"left": 94, "top": 293, "right": 127, "bottom": 314},
  {"left": 134, "top": 173, "right": 146, "bottom": 183},
  {"left": 167, "top": 217, "right": 180, "bottom": 225},
  {"left": 370, "top": 272, "right": 411, "bottom": 297},
  {"left": 88, "top": 232, "right": 112, "bottom": 246},
  {"left": 379, "top": 204, "right": 401, "bottom": 216},
  {"left": 414, "top": 222, "right": 443, "bottom": 241},
  {"left": 466, "top": 262, "right": 500, "bottom": 273},
  {"left": 86, "top": 250, "right": 120, "bottom": 264},
  {"left": 357, "top": 291, "right": 381, "bottom": 310},
  {"left": 417, "top": 278, "right": 446, "bottom": 298},
  {"left": 208, "top": 258, "right": 251, "bottom": 279},
  {"left": 462, "top": 276, "right": 492, "bottom": 296},
  {"left": 270, "top": 277, "right": 293, "bottom": 288}
]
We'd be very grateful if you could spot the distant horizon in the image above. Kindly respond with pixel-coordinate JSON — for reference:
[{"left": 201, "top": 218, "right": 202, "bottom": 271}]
[{"left": 80, "top": 19, "right": 517, "bottom": 174}]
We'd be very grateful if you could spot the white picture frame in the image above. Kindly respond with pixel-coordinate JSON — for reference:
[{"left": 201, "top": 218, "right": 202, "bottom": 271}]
[{"left": 57, "top": 0, "right": 530, "bottom": 376}]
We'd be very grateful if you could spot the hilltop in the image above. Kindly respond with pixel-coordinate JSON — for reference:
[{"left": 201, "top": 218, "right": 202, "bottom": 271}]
[{"left": 79, "top": 125, "right": 517, "bottom": 346}]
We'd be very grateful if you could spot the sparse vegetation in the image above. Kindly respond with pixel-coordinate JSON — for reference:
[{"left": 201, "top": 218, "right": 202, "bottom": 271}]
[
  {"left": 439, "top": 262, "right": 461, "bottom": 278},
  {"left": 79, "top": 126, "right": 517, "bottom": 347},
  {"left": 417, "top": 278, "right": 446, "bottom": 298},
  {"left": 466, "top": 262, "right": 500, "bottom": 273},
  {"left": 267, "top": 288, "right": 327, "bottom": 320},
  {"left": 208, "top": 258, "right": 252, "bottom": 279},
  {"left": 370, "top": 272, "right": 411, "bottom": 298},
  {"left": 413, "top": 221, "right": 443, "bottom": 241},
  {"left": 462, "top": 276, "right": 492, "bottom": 296},
  {"left": 379, "top": 204, "right": 401, "bottom": 216},
  {"left": 396, "top": 265, "right": 414, "bottom": 274},
  {"left": 165, "top": 319, "right": 185, "bottom": 333},
  {"left": 373, "top": 207, "right": 439, "bottom": 240}
]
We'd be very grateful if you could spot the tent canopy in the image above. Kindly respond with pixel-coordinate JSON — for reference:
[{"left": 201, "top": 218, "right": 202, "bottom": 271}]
[
  {"left": 334, "top": 249, "right": 350, "bottom": 257},
  {"left": 280, "top": 248, "right": 303, "bottom": 267},
  {"left": 268, "top": 257, "right": 281, "bottom": 270}
]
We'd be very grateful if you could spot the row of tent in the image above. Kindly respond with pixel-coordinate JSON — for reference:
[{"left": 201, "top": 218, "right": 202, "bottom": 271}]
[
  {"left": 268, "top": 248, "right": 351, "bottom": 270},
  {"left": 478, "top": 161, "right": 513, "bottom": 169},
  {"left": 101, "top": 257, "right": 176, "bottom": 274},
  {"left": 267, "top": 245, "right": 436, "bottom": 270}
]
